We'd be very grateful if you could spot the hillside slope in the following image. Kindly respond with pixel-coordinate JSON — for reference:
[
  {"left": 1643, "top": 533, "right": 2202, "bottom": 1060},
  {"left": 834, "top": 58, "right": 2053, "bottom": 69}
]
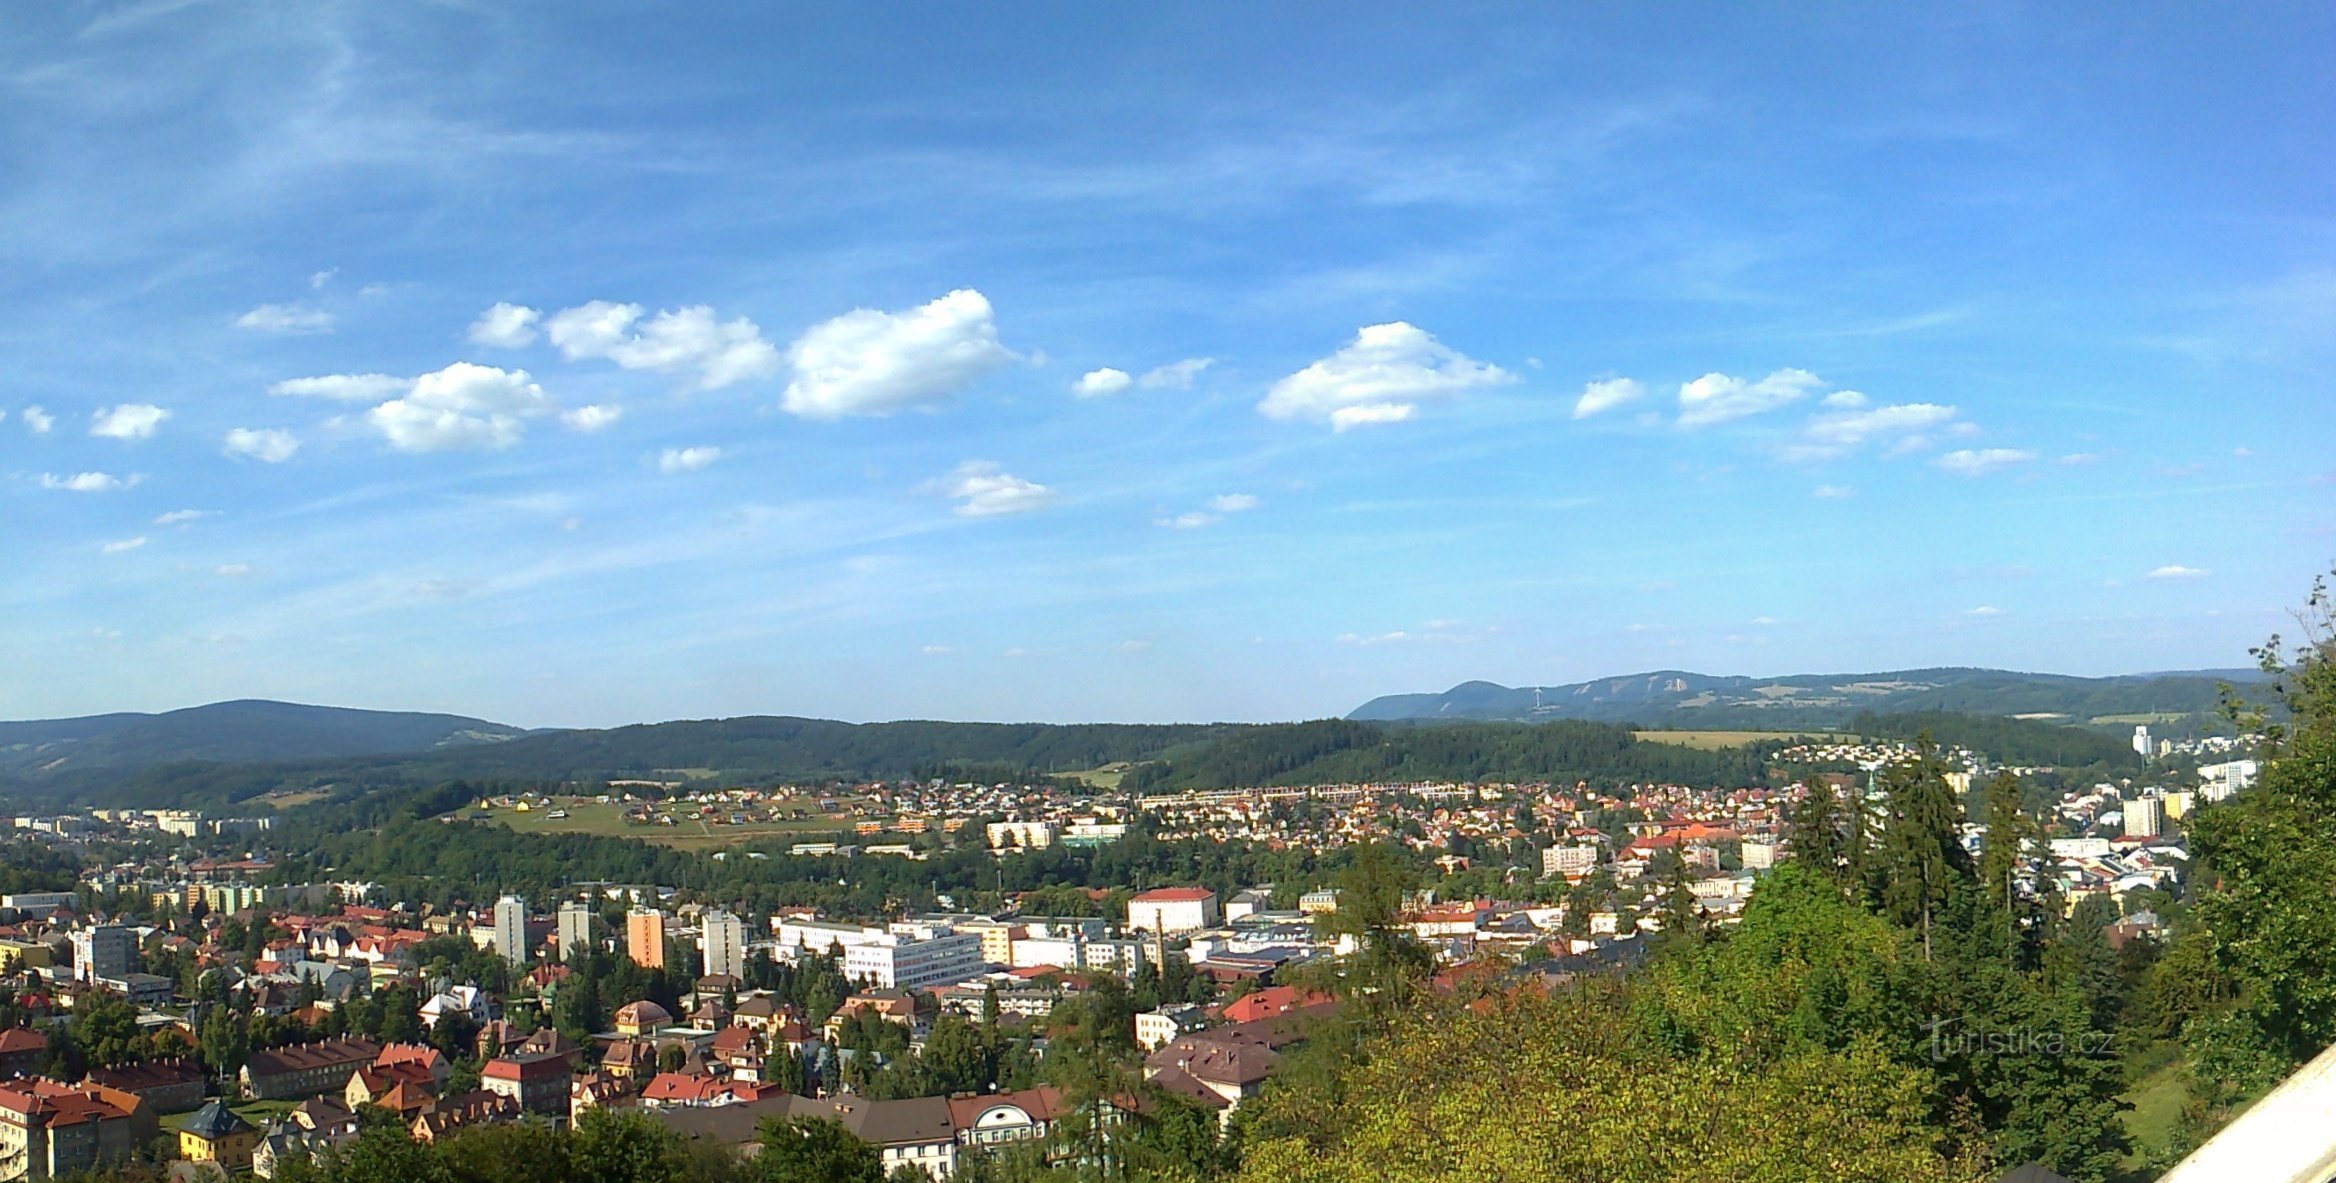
[
  {"left": 1349, "top": 667, "right": 2254, "bottom": 730},
  {"left": 0, "top": 700, "right": 529, "bottom": 778}
]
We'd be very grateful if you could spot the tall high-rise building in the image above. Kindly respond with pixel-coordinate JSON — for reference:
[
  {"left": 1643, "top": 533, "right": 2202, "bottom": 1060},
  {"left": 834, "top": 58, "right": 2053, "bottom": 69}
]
[
  {"left": 699, "top": 908, "right": 746, "bottom": 981},
  {"left": 2132, "top": 725, "right": 2153, "bottom": 758},
  {"left": 494, "top": 894, "right": 529, "bottom": 966},
  {"left": 71, "top": 924, "right": 134, "bottom": 982},
  {"left": 2124, "top": 796, "right": 2165, "bottom": 839},
  {"left": 626, "top": 908, "right": 667, "bottom": 970},
  {"left": 557, "top": 900, "right": 594, "bottom": 961}
]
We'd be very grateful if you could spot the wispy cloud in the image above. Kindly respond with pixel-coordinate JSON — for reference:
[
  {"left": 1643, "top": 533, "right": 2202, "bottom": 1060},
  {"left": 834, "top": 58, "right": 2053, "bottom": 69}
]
[
  {"left": 656, "top": 446, "right": 720, "bottom": 474},
  {"left": 2146, "top": 564, "right": 2209, "bottom": 580},
  {"left": 39, "top": 471, "right": 138, "bottom": 492},
  {"left": 942, "top": 461, "right": 1056, "bottom": 517},
  {"left": 234, "top": 303, "right": 332, "bottom": 334},
  {"left": 223, "top": 427, "right": 299, "bottom": 462},
  {"left": 1935, "top": 448, "right": 2038, "bottom": 476}
]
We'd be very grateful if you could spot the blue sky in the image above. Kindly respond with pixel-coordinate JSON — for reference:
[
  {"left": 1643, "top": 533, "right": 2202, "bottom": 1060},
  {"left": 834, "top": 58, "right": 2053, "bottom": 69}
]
[{"left": 3, "top": 3, "right": 2331, "bottom": 727}]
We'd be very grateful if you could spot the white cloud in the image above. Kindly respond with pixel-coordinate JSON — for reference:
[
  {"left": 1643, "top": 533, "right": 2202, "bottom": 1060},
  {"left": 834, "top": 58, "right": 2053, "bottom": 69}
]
[
  {"left": 943, "top": 460, "right": 1056, "bottom": 517},
  {"left": 921, "top": 644, "right": 955, "bottom": 655},
  {"left": 1813, "top": 484, "right": 1856, "bottom": 499},
  {"left": 561, "top": 404, "right": 622, "bottom": 432},
  {"left": 234, "top": 303, "right": 333, "bottom": 334},
  {"left": 1572, "top": 377, "right": 1645, "bottom": 420},
  {"left": 2058, "top": 452, "right": 2103, "bottom": 467},
  {"left": 468, "top": 302, "right": 543, "bottom": 348},
  {"left": 782, "top": 289, "right": 1017, "bottom": 418},
  {"left": 270, "top": 373, "right": 407, "bottom": 401},
  {"left": 1781, "top": 402, "right": 1962, "bottom": 461},
  {"left": 1822, "top": 390, "right": 1870, "bottom": 409},
  {"left": 309, "top": 269, "right": 337, "bottom": 290},
  {"left": 21, "top": 405, "right": 54, "bottom": 434},
  {"left": 1677, "top": 368, "right": 1825, "bottom": 428},
  {"left": 1139, "top": 358, "right": 1213, "bottom": 389},
  {"left": 214, "top": 564, "right": 250, "bottom": 577},
  {"left": 1934, "top": 448, "right": 2038, "bottom": 476},
  {"left": 89, "top": 403, "right": 170, "bottom": 440},
  {"left": 1261, "top": 322, "right": 1512, "bottom": 427},
  {"left": 657, "top": 446, "right": 720, "bottom": 474},
  {"left": 40, "top": 472, "right": 135, "bottom": 492},
  {"left": 1075, "top": 368, "right": 1132, "bottom": 398},
  {"left": 154, "top": 509, "right": 213, "bottom": 525},
  {"left": 1749, "top": 616, "right": 1781, "bottom": 626},
  {"left": 365, "top": 363, "right": 556, "bottom": 452},
  {"left": 546, "top": 301, "right": 781, "bottom": 390},
  {"left": 222, "top": 427, "right": 299, "bottom": 463},
  {"left": 1160, "top": 491, "right": 1264, "bottom": 529},
  {"left": 2147, "top": 565, "right": 2210, "bottom": 580},
  {"left": 101, "top": 537, "right": 147, "bottom": 554},
  {"left": 1329, "top": 403, "right": 1418, "bottom": 430},
  {"left": 1965, "top": 605, "right": 2003, "bottom": 617}
]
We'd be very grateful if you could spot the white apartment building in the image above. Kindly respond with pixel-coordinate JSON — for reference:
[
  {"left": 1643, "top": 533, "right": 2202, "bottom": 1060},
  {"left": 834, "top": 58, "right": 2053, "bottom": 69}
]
[
  {"left": 843, "top": 926, "right": 985, "bottom": 991},
  {"left": 775, "top": 918, "right": 887, "bottom": 961},
  {"left": 2200, "top": 759, "right": 2260, "bottom": 802},
  {"left": 700, "top": 909, "right": 748, "bottom": 980},
  {"left": 71, "top": 925, "right": 133, "bottom": 982},
  {"left": 494, "top": 895, "right": 529, "bottom": 966},
  {"left": 2124, "top": 797, "right": 2165, "bottom": 839},
  {"left": 1541, "top": 844, "right": 1600, "bottom": 879},
  {"left": 984, "top": 821, "right": 1055, "bottom": 851},
  {"left": 1126, "top": 888, "right": 1218, "bottom": 935},
  {"left": 557, "top": 900, "right": 595, "bottom": 961}
]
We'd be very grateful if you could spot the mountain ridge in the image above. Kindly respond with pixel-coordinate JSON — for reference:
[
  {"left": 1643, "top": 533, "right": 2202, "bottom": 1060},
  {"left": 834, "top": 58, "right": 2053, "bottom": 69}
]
[
  {"left": 0, "top": 699, "right": 532, "bottom": 779},
  {"left": 1347, "top": 666, "right": 2262, "bottom": 728}
]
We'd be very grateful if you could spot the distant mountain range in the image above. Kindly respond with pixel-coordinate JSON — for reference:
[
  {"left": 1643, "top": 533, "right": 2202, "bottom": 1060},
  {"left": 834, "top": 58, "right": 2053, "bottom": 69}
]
[
  {"left": 0, "top": 666, "right": 2263, "bottom": 807},
  {"left": 0, "top": 699, "right": 531, "bottom": 779},
  {"left": 1348, "top": 667, "right": 2261, "bottom": 730}
]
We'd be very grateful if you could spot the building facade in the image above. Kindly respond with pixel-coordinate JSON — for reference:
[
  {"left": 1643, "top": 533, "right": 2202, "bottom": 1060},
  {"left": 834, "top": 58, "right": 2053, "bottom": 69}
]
[
  {"left": 626, "top": 909, "right": 667, "bottom": 969},
  {"left": 699, "top": 909, "right": 746, "bottom": 981}
]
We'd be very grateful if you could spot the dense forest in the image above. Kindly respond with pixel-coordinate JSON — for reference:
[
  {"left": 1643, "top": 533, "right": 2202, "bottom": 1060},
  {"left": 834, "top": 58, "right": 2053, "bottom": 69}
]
[{"left": 1124, "top": 718, "right": 1780, "bottom": 791}]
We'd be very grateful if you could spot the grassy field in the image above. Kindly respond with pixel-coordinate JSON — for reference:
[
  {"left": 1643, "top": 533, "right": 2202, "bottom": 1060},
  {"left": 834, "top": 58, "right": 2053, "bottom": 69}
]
[
  {"left": 2121, "top": 1057, "right": 2191, "bottom": 1168},
  {"left": 1061, "top": 762, "right": 1137, "bottom": 790},
  {"left": 2091, "top": 712, "right": 2196, "bottom": 726},
  {"left": 254, "top": 788, "right": 334, "bottom": 809},
  {"left": 1632, "top": 730, "right": 1824, "bottom": 750},
  {"left": 483, "top": 797, "right": 855, "bottom": 850}
]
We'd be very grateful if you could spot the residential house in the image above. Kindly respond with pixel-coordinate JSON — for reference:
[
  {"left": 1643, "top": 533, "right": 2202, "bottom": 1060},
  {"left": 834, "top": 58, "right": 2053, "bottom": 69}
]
[
  {"left": 0, "top": 1079, "right": 151, "bottom": 1182},
  {"left": 480, "top": 1053, "right": 571, "bottom": 1117},
  {"left": 81, "top": 1058, "right": 204, "bottom": 1114},
  {"left": 177, "top": 1100, "right": 260, "bottom": 1171},
  {"left": 241, "top": 1037, "right": 384, "bottom": 1101}
]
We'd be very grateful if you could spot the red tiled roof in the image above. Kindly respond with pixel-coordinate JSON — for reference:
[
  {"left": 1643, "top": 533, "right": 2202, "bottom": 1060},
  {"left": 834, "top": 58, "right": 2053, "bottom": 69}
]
[{"left": 1132, "top": 887, "right": 1215, "bottom": 903}]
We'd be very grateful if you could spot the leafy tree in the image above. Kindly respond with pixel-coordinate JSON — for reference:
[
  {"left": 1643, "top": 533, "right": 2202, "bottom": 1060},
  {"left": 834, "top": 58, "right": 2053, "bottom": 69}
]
[
  {"left": 755, "top": 1116, "right": 882, "bottom": 1183},
  {"left": 1237, "top": 987, "right": 1979, "bottom": 1183}
]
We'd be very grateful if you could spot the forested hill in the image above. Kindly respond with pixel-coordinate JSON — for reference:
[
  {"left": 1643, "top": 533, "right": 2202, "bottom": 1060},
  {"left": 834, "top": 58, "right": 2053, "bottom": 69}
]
[
  {"left": 1123, "top": 719, "right": 1776, "bottom": 792},
  {"left": 2, "top": 716, "right": 1248, "bottom": 807},
  {"left": 2, "top": 705, "right": 2139, "bottom": 811},
  {"left": 1348, "top": 666, "right": 2254, "bottom": 731},
  {"left": 0, "top": 699, "right": 528, "bottom": 779}
]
